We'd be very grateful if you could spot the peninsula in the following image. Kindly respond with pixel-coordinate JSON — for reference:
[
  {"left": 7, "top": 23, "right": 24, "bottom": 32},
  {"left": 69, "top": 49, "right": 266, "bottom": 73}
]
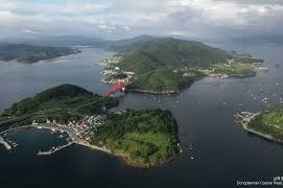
[
  {"left": 0, "top": 84, "right": 180, "bottom": 167},
  {"left": 0, "top": 44, "right": 80, "bottom": 63},
  {"left": 235, "top": 106, "right": 283, "bottom": 143},
  {"left": 102, "top": 36, "right": 264, "bottom": 94}
]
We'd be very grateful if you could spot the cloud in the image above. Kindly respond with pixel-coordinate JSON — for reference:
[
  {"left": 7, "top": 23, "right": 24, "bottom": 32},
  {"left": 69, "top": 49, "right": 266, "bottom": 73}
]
[
  {"left": 0, "top": 0, "right": 282, "bottom": 41},
  {"left": 144, "top": 0, "right": 283, "bottom": 41}
]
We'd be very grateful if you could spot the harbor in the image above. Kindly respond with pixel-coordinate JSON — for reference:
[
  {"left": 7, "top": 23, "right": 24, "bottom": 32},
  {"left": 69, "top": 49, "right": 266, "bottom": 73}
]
[
  {"left": 0, "top": 113, "right": 108, "bottom": 156},
  {"left": 28, "top": 115, "right": 108, "bottom": 156}
]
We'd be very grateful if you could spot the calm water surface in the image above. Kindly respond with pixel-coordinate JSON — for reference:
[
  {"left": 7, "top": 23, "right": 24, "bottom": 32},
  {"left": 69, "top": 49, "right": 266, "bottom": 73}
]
[{"left": 1, "top": 44, "right": 283, "bottom": 187}]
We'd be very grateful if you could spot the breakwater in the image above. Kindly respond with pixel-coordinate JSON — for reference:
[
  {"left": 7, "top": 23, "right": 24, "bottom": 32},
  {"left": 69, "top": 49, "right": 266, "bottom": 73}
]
[
  {"left": 0, "top": 136, "right": 12, "bottom": 150},
  {"left": 234, "top": 112, "right": 283, "bottom": 144},
  {"left": 37, "top": 142, "right": 74, "bottom": 156}
]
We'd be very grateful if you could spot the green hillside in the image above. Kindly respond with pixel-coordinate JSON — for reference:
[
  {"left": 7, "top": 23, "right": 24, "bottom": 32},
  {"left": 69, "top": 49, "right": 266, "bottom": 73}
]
[
  {"left": 0, "top": 84, "right": 180, "bottom": 167},
  {"left": 90, "top": 109, "right": 179, "bottom": 167},
  {"left": 117, "top": 37, "right": 230, "bottom": 72},
  {"left": 104, "top": 37, "right": 262, "bottom": 93},
  {"left": 248, "top": 106, "right": 283, "bottom": 140},
  {"left": 0, "top": 84, "right": 118, "bottom": 130}
]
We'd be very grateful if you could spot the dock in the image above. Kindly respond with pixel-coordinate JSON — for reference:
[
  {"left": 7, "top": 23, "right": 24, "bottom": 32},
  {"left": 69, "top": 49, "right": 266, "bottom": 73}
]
[{"left": 37, "top": 142, "right": 74, "bottom": 156}]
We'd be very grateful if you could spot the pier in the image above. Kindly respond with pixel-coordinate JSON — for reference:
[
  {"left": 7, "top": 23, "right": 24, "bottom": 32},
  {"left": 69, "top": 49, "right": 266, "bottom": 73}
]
[
  {"left": 0, "top": 136, "right": 12, "bottom": 150},
  {"left": 37, "top": 142, "right": 74, "bottom": 156},
  {"left": 33, "top": 124, "right": 78, "bottom": 156}
]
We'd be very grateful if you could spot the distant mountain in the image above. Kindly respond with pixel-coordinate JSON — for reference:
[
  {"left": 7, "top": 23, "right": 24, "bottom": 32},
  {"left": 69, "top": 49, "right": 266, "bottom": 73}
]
[
  {"left": 0, "top": 35, "right": 157, "bottom": 64},
  {"left": 31, "top": 36, "right": 111, "bottom": 47},
  {"left": 0, "top": 36, "right": 111, "bottom": 48},
  {"left": 116, "top": 37, "right": 231, "bottom": 69},
  {"left": 231, "top": 34, "right": 283, "bottom": 45},
  {"left": 0, "top": 44, "right": 80, "bottom": 63},
  {"left": 109, "top": 35, "right": 156, "bottom": 51}
]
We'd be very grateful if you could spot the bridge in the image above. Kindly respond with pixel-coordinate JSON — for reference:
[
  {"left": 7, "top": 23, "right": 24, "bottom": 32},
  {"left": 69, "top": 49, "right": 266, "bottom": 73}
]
[{"left": 105, "top": 80, "right": 126, "bottom": 96}]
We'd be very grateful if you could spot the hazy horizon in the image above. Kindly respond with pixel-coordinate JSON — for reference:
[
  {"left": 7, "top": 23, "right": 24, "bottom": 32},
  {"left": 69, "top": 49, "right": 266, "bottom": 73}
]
[{"left": 0, "top": 0, "right": 282, "bottom": 43}]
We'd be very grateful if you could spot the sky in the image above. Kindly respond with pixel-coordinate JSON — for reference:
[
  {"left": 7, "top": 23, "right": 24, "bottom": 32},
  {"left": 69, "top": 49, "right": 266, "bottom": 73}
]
[{"left": 0, "top": 0, "right": 282, "bottom": 41}]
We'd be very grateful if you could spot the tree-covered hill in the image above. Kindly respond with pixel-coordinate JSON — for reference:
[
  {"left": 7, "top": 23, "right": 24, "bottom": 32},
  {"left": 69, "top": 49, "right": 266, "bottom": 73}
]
[
  {"left": 104, "top": 36, "right": 263, "bottom": 93},
  {"left": 116, "top": 37, "right": 231, "bottom": 71},
  {"left": 0, "top": 84, "right": 180, "bottom": 167},
  {"left": 91, "top": 109, "right": 180, "bottom": 167},
  {"left": 0, "top": 84, "right": 118, "bottom": 130}
]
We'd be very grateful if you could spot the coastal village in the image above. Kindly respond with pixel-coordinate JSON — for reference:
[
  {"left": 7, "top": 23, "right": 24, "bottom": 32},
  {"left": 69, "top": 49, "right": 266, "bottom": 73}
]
[
  {"left": 35, "top": 114, "right": 108, "bottom": 155},
  {"left": 0, "top": 114, "right": 110, "bottom": 156},
  {"left": 101, "top": 55, "right": 135, "bottom": 85}
]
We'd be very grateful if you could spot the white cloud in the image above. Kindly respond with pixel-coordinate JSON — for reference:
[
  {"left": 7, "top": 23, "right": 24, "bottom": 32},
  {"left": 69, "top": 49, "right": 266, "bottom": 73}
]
[{"left": 0, "top": 0, "right": 282, "bottom": 40}]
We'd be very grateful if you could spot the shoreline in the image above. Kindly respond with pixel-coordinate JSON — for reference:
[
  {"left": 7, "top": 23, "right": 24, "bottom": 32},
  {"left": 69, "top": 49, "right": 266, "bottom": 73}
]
[
  {"left": 0, "top": 125, "right": 175, "bottom": 168},
  {"left": 102, "top": 70, "right": 257, "bottom": 97},
  {"left": 127, "top": 89, "right": 178, "bottom": 95},
  {"left": 77, "top": 142, "right": 112, "bottom": 154},
  {"left": 77, "top": 141, "right": 178, "bottom": 168},
  {"left": 242, "top": 124, "right": 283, "bottom": 144},
  {"left": 235, "top": 112, "right": 283, "bottom": 144},
  {"left": 0, "top": 49, "right": 81, "bottom": 64}
]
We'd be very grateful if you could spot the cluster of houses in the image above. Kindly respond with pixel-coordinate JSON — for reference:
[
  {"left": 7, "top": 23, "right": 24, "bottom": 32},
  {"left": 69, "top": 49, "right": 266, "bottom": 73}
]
[
  {"left": 32, "top": 115, "right": 106, "bottom": 143},
  {"left": 102, "top": 55, "right": 122, "bottom": 65},
  {"left": 101, "top": 55, "right": 135, "bottom": 85},
  {"left": 66, "top": 115, "right": 106, "bottom": 142}
]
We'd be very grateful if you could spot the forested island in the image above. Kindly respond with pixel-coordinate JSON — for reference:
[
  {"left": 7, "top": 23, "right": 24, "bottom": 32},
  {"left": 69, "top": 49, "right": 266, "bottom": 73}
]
[
  {"left": 90, "top": 109, "right": 179, "bottom": 167},
  {"left": 0, "top": 44, "right": 80, "bottom": 63},
  {"left": 0, "top": 84, "right": 180, "bottom": 167},
  {"left": 235, "top": 106, "right": 283, "bottom": 143},
  {"left": 103, "top": 36, "right": 264, "bottom": 94}
]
